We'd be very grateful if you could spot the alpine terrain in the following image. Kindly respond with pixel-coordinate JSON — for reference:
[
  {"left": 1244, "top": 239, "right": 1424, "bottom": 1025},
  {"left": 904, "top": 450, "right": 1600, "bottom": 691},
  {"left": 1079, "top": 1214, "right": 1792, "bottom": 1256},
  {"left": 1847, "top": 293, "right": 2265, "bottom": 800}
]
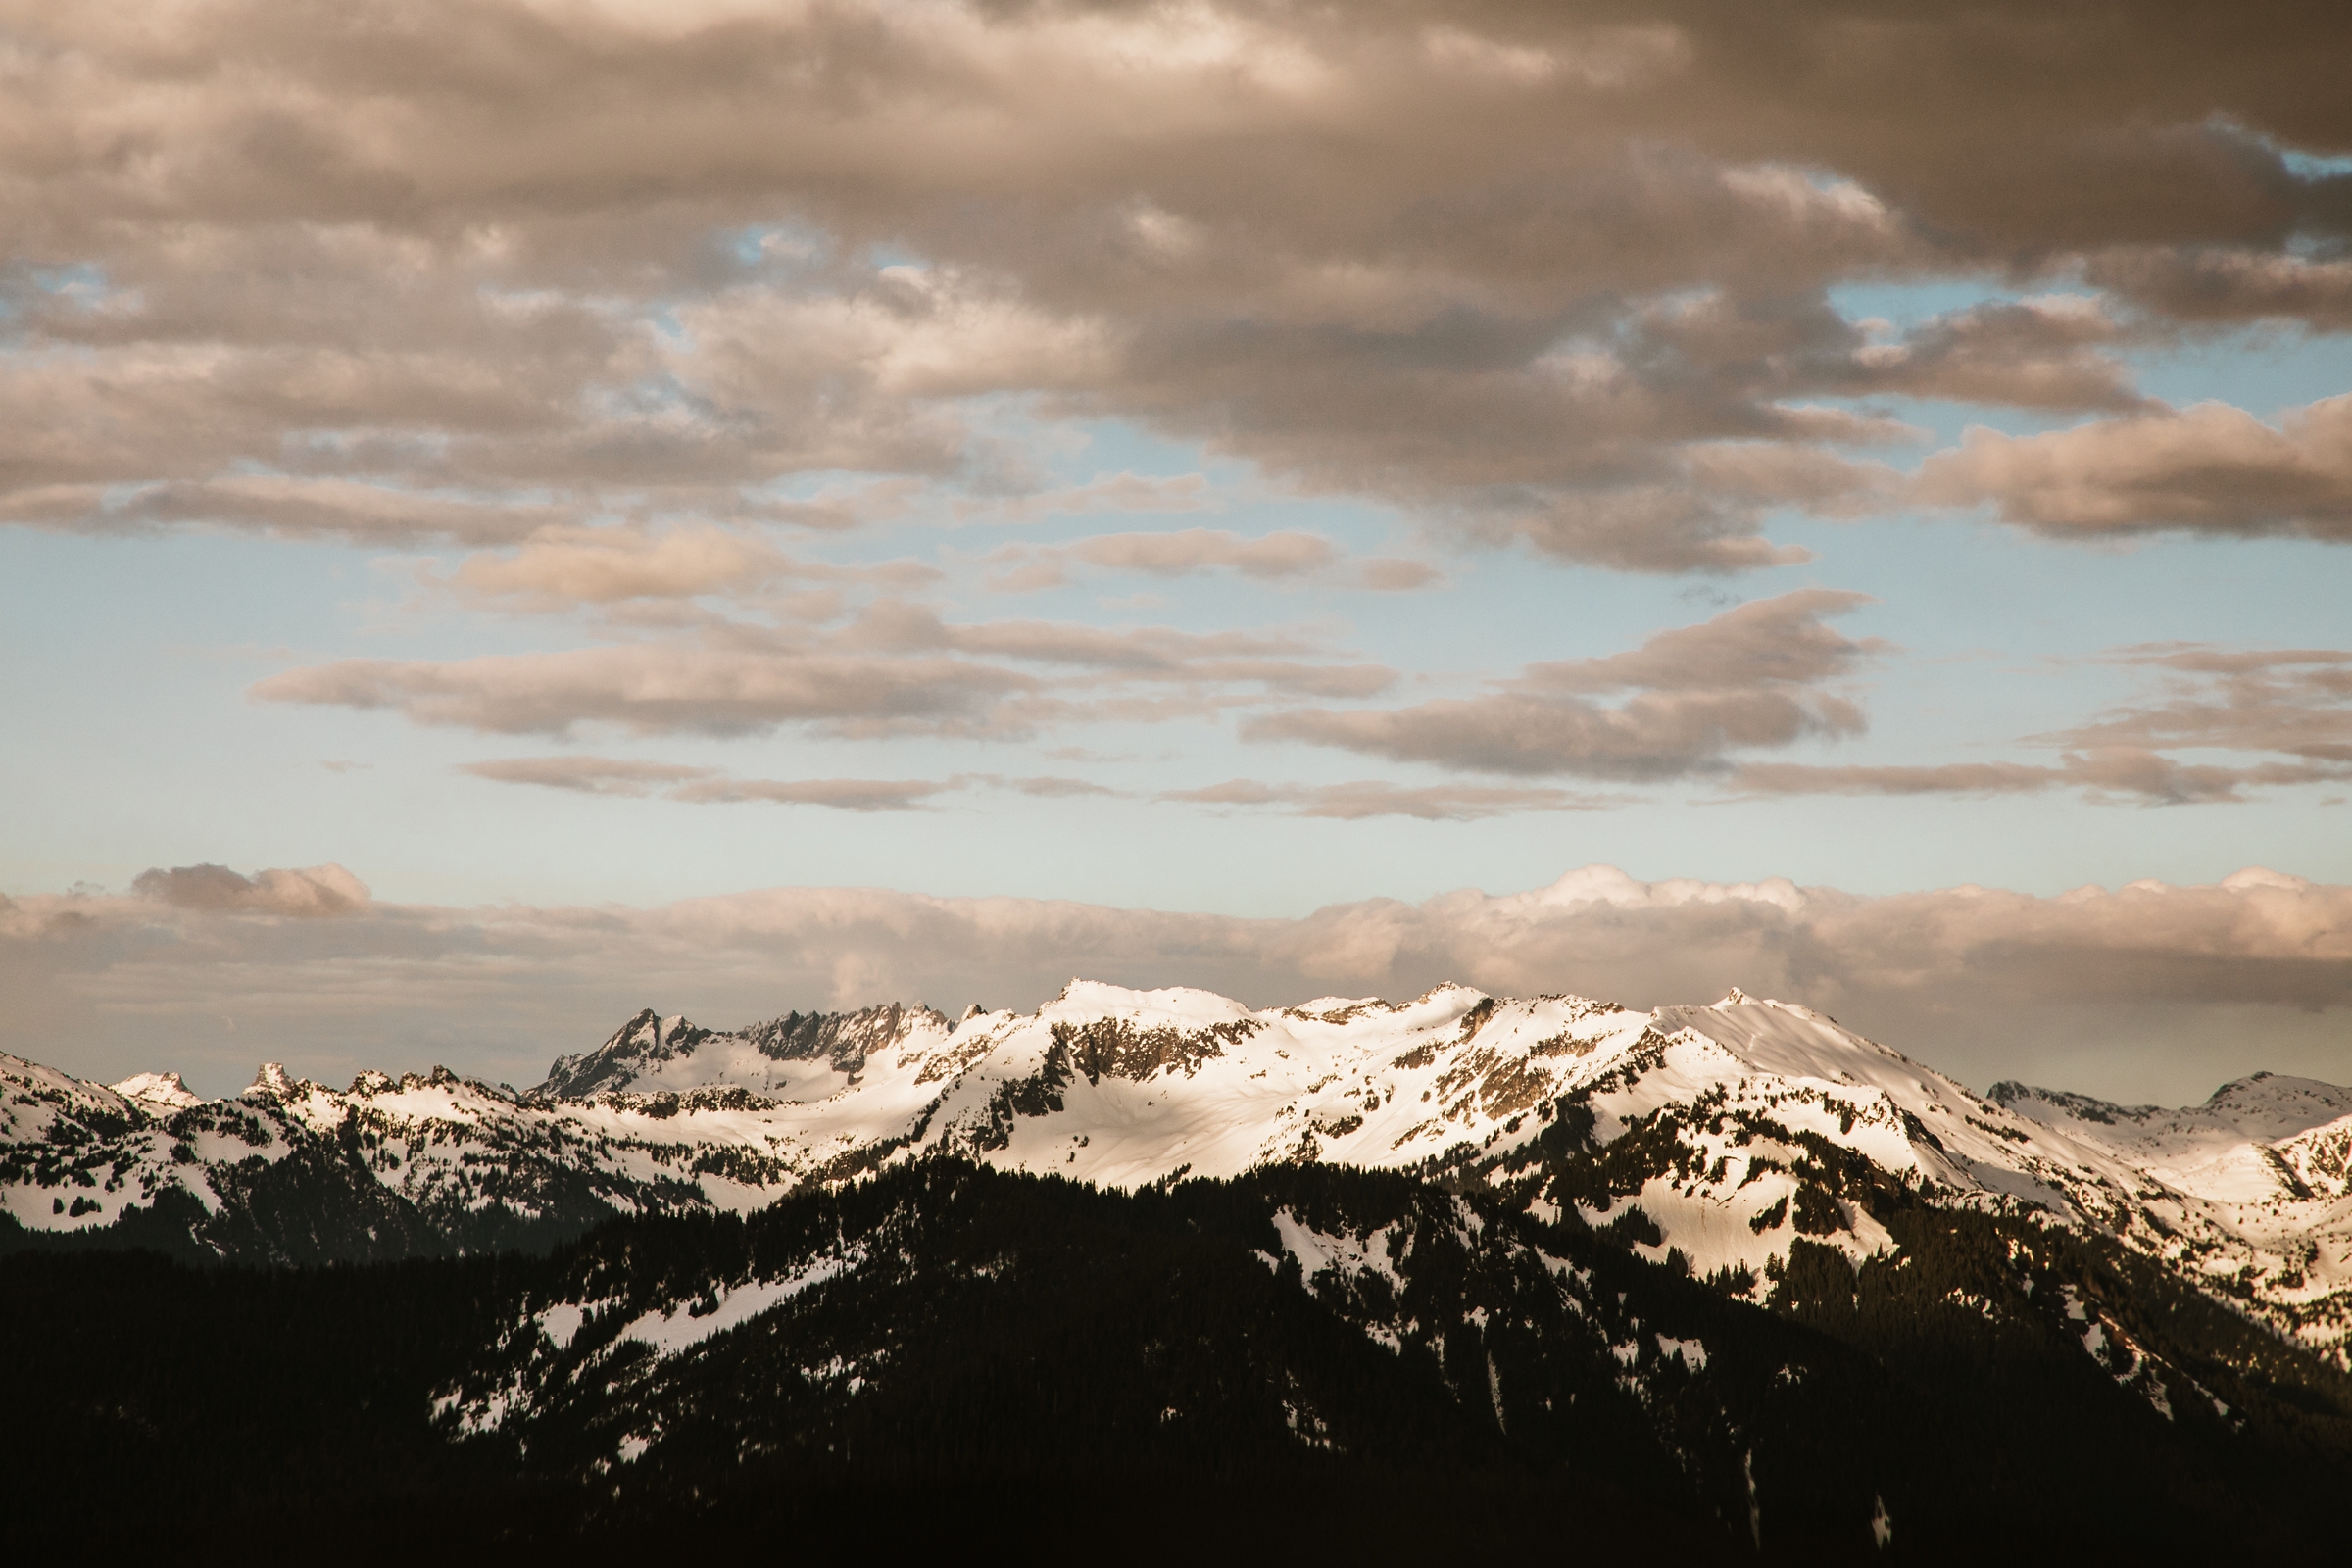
[{"left": 8, "top": 982, "right": 2352, "bottom": 1556}]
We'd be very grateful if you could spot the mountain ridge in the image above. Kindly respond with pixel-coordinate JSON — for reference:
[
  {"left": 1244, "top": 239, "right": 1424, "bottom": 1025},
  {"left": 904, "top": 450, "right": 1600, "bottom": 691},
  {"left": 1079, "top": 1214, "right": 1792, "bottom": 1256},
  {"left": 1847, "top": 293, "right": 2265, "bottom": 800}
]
[{"left": 6, "top": 979, "right": 2348, "bottom": 1365}]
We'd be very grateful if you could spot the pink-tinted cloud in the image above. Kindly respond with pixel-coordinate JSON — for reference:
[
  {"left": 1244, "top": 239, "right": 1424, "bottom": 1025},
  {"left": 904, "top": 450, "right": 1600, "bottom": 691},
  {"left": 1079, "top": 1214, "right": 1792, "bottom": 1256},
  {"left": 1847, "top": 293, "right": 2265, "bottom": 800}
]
[
  {"left": 9, "top": 863, "right": 2350, "bottom": 1103},
  {"left": 1916, "top": 395, "right": 2352, "bottom": 543},
  {"left": 10, "top": 4, "right": 2342, "bottom": 572},
  {"left": 669, "top": 777, "right": 956, "bottom": 812},
  {"left": 1247, "top": 590, "right": 1876, "bottom": 778},
  {"left": 1162, "top": 778, "right": 1619, "bottom": 820},
  {"left": 128, "top": 863, "right": 370, "bottom": 918},
  {"left": 457, "top": 757, "right": 716, "bottom": 796}
]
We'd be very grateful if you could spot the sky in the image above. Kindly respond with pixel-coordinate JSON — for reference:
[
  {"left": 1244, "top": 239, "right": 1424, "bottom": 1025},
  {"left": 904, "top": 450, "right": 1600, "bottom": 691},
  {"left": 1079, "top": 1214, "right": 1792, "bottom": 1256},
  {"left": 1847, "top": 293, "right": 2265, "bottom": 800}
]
[{"left": 3, "top": 0, "right": 2349, "bottom": 1103}]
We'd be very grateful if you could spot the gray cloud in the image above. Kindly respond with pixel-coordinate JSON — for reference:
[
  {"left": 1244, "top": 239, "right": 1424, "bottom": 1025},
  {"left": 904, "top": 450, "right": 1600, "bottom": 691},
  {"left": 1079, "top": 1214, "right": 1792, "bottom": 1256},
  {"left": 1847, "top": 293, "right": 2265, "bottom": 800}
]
[
  {"left": 129, "top": 863, "right": 370, "bottom": 918},
  {"left": 2085, "top": 247, "right": 2352, "bottom": 330},
  {"left": 1247, "top": 589, "right": 1875, "bottom": 778},
  {"left": 1851, "top": 296, "right": 2151, "bottom": 412},
  {"left": 11, "top": 863, "right": 2350, "bottom": 1105},
  {"left": 6, "top": 3, "right": 2345, "bottom": 573}
]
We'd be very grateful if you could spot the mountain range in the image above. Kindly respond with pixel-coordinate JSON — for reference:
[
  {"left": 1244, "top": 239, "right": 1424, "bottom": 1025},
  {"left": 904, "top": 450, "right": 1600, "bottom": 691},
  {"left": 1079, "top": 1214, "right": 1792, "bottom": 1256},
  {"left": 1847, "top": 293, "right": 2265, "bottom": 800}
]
[{"left": 8, "top": 981, "right": 2352, "bottom": 1554}]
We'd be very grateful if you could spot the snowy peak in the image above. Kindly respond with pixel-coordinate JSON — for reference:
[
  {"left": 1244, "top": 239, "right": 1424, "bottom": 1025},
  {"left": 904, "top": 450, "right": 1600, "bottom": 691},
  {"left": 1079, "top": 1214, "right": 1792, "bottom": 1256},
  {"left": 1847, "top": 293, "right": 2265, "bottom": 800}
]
[
  {"left": 6, "top": 980, "right": 2349, "bottom": 1366},
  {"left": 2198, "top": 1074, "right": 2352, "bottom": 1142},
  {"left": 245, "top": 1062, "right": 304, "bottom": 1102},
  {"left": 2274, "top": 1114, "right": 2352, "bottom": 1200},
  {"left": 737, "top": 1001, "right": 952, "bottom": 1077},
  {"left": 1041, "top": 979, "right": 1255, "bottom": 1028},
  {"left": 530, "top": 1001, "right": 956, "bottom": 1102},
  {"left": 533, "top": 1008, "right": 717, "bottom": 1100},
  {"left": 1986, "top": 1081, "right": 2160, "bottom": 1130},
  {"left": 1990, "top": 1073, "right": 2352, "bottom": 1172},
  {"left": 108, "top": 1071, "right": 205, "bottom": 1109}
]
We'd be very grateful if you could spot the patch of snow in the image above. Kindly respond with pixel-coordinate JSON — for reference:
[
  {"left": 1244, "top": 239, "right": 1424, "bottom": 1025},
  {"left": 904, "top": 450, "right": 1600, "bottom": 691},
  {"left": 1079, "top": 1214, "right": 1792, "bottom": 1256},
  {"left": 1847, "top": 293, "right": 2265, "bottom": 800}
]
[
  {"left": 1657, "top": 1335, "right": 1707, "bottom": 1370},
  {"left": 615, "top": 1248, "right": 865, "bottom": 1359}
]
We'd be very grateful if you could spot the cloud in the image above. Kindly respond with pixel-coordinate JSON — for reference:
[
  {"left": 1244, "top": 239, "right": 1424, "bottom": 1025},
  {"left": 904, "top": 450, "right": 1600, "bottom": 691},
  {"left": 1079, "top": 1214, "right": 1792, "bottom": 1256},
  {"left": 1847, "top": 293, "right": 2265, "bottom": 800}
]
[
  {"left": 9, "top": 4, "right": 2346, "bottom": 572},
  {"left": 253, "top": 643, "right": 1037, "bottom": 738},
  {"left": 258, "top": 594, "right": 1401, "bottom": 741},
  {"left": 669, "top": 777, "right": 956, "bottom": 811},
  {"left": 128, "top": 863, "right": 370, "bottom": 918},
  {"left": 1352, "top": 558, "right": 1444, "bottom": 591},
  {"left": 11, "top": 863, "right": 2351, "bottom": 1104},
  {"left": 959, "top": 472, "right": 1212, "bottom": 524},
  {"left": 1066, "top": 527, "right": 1335, "bottom": 579},
  {"left": 1730, "top": 750, "right": 2350, "bottom": 807},
  {"left": 2085, "top": 247, "right": 2352, "bottom": 330},
  {"left": 986, "top": 526, "right": 1438, "bottom": 593},
  {"left": 1162, "top": 778, "right": 1619, "bottom": 820},
  {"left": 2062, "top": 646, "right": 2352, "bottom": 763},
  {"left": 970, "top": 774, "right": 1123, "bottom": 800},
  {"left": 1850, "top": 296, "right": 2151, "bottom": 412},
  {"left": 457, "top": 757, "right": 716, "bottom": 796},
  {"left": 1916, "top": 395, "right": 2352, "bottom": 542},
  {"left": 445, "top": 524, "right": 799, "bottom": 605},
  {"left": 1246, "top": 589, "right": 1876, "bottom": 778},
  {"left": 1708, "top": 638, "right": 2352, "bottom": 804},
  {"left": 460, "top": 760, "right": 1123, "bottom": 808}
]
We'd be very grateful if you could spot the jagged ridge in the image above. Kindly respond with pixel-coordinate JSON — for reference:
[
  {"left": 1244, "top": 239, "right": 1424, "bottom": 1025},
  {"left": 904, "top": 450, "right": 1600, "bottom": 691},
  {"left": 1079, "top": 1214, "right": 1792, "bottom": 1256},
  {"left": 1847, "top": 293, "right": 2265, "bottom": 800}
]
[{"left": 5, "top": 979, "right": 2348, "bottom": 1364}]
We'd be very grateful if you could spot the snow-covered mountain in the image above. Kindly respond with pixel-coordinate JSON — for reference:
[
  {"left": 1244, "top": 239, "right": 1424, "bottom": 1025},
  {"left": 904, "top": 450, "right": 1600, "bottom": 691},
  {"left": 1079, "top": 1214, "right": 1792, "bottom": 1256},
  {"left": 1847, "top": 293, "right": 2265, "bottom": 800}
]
[{"left": 6, "top": 979, "right": 2348, "bottom": 1362}]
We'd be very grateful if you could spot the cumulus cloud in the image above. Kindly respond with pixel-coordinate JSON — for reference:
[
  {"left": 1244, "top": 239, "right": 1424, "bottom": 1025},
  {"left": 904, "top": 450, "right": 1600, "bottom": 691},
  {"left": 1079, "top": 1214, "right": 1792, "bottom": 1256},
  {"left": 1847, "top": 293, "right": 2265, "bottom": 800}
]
[
  {"left": 2085, "top": 247, "right": 2352, "bottom": 330},
  {"left": 128, "top": 863, "right": 370, "bottom": 917},
  {"left": 11, "top": 863, "right": 2351, "bottom": 1103},
  {"left": 1850, "top": 296, "right": 2151, "bottom": 412},
  {"left": 1916, "top": 395, "right": 2352, "bottom": 542},
  {"left": 5, "top": 2, "right": 2344, "bottom": 573},
  {"left": 1247, "top": 589, "right": 1876, "bottom": 778}
]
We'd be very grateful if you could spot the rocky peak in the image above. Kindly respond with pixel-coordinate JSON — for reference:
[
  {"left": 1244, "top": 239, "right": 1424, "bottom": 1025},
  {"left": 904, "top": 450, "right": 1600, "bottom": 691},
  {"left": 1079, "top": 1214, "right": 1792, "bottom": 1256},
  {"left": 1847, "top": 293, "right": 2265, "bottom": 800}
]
[
  {"left": 243, "top": 1062, "right": 303, "bottom": 1102},
  {"left": 741, "top": 1002, "right": 949, "bottom": 1076},
  {"left": 531, "top": 1008, "right": 716, "bottom": 1101}
]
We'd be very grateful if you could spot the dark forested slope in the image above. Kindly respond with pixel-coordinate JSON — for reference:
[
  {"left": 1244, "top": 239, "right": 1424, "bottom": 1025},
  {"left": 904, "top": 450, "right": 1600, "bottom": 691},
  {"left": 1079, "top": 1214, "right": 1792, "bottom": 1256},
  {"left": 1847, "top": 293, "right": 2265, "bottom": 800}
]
[{"left": 7, "top": 1158, "right": 2352, "bottom": 1560}]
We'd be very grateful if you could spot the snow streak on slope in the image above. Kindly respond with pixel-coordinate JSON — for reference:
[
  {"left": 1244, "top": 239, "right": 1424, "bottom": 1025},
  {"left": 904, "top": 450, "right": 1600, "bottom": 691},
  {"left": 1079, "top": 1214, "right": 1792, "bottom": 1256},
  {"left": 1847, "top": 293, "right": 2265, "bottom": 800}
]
[{"left": 5, "top": 980, "right": 2349, "bottom": 1358}]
